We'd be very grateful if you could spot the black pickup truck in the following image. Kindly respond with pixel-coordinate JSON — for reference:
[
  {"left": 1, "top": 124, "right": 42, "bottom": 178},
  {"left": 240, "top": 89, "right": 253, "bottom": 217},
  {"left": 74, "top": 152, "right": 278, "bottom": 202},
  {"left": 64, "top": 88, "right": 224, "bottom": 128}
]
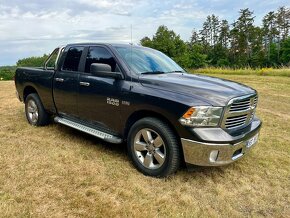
[{"left": 15, "top": 43, "right": 262, "bottom": 177}]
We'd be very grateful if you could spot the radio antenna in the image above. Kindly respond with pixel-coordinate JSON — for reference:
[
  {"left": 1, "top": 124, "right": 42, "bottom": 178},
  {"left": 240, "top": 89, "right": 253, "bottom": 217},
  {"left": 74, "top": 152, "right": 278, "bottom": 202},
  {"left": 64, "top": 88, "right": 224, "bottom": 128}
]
[
  {"left": 130, "top": 24, "right": 133, "bottom": 45},
  {"left": 130, "top": 24, "right": 133, "bottom": 88}
]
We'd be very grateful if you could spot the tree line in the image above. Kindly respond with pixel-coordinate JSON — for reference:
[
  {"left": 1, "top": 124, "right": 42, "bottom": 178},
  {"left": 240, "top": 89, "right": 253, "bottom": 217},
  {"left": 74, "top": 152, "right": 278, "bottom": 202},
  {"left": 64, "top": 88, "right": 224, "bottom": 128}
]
[
  {"left": 16, "top": 55, "right": 49, "bottom": 67},
  {"left": 141, "top": 6, "right": 290, "bottom": 68},
  {"left": 0, "top": 56, "right": 49, "bottom": 80},
  {"left": 5, "top": 6, "right": 290, "bottom": 71}
]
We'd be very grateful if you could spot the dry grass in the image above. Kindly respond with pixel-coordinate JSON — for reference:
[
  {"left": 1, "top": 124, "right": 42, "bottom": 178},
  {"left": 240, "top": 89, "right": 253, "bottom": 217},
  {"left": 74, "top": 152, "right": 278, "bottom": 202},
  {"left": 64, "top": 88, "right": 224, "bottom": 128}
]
[{"left": 0, "top": 76, "right": 289, "bottom": 217}]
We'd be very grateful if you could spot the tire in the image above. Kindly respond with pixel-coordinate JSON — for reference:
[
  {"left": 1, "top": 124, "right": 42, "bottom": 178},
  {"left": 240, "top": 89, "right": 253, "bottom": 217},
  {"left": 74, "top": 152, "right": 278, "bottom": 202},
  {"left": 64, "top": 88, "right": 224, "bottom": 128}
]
[
  {"left": 25, "top": 93, "right": 50, "bottom": 126},
  {"left": 127, "top": 117, "right": 181, "bottom": 177}
]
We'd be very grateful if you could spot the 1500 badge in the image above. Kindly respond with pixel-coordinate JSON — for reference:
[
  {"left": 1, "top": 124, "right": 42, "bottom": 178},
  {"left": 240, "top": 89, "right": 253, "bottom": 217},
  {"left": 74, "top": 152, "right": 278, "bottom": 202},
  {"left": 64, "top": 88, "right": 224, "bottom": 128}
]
[{"left": 107, "top": 97, "right": 119, "bottom": 106}]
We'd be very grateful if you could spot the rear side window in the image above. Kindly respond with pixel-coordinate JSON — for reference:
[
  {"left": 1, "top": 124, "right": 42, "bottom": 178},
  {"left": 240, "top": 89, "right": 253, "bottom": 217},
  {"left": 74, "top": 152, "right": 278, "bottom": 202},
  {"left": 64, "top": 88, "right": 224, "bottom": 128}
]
[
  {"left": 62, "top": 47, "right": 84, "bottom": 71},
  {"left": 45, "top": 47, "right": 60, "bottom": 69},
  {"left": 85, "top": 47, "right": 117, "bottom": 73}
]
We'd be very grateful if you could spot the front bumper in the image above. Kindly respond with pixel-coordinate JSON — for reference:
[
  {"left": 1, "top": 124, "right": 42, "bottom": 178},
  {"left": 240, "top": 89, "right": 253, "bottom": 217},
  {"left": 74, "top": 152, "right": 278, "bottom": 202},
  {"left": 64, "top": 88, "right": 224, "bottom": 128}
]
[{"left": 181, "top": 117, "right": 262, "bottom": 166}]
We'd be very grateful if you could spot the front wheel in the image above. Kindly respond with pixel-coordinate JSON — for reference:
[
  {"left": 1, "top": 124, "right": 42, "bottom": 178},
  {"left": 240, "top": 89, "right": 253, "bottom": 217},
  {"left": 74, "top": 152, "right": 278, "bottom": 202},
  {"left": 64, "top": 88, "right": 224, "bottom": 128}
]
[{"left": 127, "top": 117, "right": 181, "bottom": 177}]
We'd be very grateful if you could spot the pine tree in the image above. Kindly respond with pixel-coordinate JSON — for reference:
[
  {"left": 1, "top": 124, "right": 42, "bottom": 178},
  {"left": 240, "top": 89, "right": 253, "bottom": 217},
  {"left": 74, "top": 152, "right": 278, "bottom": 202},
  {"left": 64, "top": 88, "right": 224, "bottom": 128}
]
[
  {"left": 231, "top": 8, "right": 255, "bottom": 66},
  {"left": 276, "top": 6, "right": 290, "bottom": 41},
  {"left": 211, "top": 15, "right": 220, "bottom": 46},
  {"left": 219, "top": 20, "right": 230, "bottom": 48},
  {"left": 190, "top": 29, "right": 199, "bottom": 45},
  {"left": 276, "top": 7, "right": 290, "bottom": 62},
  {"left": 200, "top": 16, "right": 210, "bottom": 44},
  {"left": 262, "top": 11, "right": 279, "bottom": 63}
]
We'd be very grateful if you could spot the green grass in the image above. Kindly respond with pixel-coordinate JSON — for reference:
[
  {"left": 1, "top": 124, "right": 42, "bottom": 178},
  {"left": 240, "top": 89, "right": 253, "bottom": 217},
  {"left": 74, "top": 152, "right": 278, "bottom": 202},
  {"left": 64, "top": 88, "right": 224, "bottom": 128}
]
[
  {"left": 188, "top": 67, "right": 290, "bottom": 77},
  {"left": 0, "top": 75, "right": 289, "bottom": 217}
]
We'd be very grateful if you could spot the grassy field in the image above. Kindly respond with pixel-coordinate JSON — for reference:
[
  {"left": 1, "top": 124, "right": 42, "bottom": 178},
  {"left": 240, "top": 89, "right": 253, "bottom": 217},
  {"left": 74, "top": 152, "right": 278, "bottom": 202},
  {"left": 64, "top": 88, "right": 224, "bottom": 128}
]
[
  {"left": 1, "top": 67, "right": 290, "bottom": 81},
  {"left": 0, "top": 75, "right": 289, "bottom": 217},
  {"left": 189, "top": 67, "right": 290, "bottom": 77}
]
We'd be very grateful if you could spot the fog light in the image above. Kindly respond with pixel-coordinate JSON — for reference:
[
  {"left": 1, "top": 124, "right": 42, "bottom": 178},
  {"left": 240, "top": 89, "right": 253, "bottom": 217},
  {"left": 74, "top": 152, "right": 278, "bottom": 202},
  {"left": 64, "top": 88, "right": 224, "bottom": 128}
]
[{"left": 209, "top": 150, "right": 219, "bottom": 162}]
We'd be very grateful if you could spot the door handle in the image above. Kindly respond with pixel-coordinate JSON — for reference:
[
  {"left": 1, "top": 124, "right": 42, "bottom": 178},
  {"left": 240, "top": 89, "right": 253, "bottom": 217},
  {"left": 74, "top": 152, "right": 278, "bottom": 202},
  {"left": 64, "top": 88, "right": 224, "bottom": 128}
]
[
  {"left": 80, "top": 82, "right": 90, "bottom": 87},
  {"left": 55, "top": 78, "right": 64, "bottom": 82}
]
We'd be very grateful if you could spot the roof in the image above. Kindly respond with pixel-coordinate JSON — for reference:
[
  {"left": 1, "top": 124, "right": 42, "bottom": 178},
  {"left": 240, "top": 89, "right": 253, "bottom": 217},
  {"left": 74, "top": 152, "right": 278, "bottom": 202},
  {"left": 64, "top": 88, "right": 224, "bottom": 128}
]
[{"left": 65, "top": 42, "right": 143, "bottom": 48}]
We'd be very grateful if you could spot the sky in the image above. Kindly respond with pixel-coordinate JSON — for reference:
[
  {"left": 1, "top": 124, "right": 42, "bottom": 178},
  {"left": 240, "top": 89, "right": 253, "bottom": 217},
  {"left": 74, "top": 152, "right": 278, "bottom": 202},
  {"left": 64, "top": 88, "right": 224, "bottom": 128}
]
[{"left": 0, "top": 0, "right": 289, "bottom": 66}]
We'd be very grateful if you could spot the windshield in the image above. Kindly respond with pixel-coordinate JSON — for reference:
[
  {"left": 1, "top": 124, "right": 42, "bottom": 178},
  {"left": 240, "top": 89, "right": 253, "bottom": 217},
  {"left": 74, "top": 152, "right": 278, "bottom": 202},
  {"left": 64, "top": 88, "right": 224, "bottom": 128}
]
[{"left": 114, "top": 46, "right": 185, "bottom": 74}]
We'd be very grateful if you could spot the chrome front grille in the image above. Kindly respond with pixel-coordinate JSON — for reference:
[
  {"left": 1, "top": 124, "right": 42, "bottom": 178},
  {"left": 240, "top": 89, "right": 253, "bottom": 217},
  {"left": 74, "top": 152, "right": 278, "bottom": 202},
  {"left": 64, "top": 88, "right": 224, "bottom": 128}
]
[
  {"left": 225, "top": 114, "right": 248, "bottom": 129},
  {"left": 230, "top": 99, "right": 251, "bottom": 112},
  {"left": 253, "top": 96, "right": 258, "bottom": 107},
  {"left": 222, "top": 94, "right": 258, "bottom": 130}
]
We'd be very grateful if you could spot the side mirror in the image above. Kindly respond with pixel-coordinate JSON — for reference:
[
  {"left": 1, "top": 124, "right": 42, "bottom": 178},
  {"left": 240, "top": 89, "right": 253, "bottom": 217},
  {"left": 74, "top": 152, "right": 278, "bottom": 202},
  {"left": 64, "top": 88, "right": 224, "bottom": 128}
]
[{"left": 90, "top": 63, "right": 123, "bottom": 79}]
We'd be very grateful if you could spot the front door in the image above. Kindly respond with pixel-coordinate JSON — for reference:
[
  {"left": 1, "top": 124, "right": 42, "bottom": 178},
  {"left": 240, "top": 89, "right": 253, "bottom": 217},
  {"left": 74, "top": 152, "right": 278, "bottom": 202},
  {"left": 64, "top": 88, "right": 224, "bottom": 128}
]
[{"left": 77, "top": 46, "right": 122, "bottom": 133}]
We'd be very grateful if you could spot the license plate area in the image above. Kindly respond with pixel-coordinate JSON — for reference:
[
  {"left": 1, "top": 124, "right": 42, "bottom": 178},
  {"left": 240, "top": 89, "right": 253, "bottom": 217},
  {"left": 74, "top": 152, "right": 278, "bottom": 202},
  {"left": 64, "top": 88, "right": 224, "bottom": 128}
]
[{"left": 246, "top": 134, "right": 259, "bottom": 148}]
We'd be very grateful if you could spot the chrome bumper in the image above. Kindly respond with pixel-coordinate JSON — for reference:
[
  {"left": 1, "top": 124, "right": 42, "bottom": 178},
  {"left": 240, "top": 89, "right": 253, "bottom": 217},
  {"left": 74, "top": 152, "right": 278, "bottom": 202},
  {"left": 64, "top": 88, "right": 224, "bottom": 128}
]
[{"left": 181, "top": 133, "right": 259, "bottom": 166}]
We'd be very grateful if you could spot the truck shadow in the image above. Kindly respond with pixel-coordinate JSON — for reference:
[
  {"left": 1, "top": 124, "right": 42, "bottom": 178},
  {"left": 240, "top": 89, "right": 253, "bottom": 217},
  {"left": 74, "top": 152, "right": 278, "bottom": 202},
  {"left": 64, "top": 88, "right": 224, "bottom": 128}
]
[
  {"left": 54, "top": 123, "right": 127, "bottom": 155},
  {"left": 54, "top": 123, "right": 231, "bottom": 178}
]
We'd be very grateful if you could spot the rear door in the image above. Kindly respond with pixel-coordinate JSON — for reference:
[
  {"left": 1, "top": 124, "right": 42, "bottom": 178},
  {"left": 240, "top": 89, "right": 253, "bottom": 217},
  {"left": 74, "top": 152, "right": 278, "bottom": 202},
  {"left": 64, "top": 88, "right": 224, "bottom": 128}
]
[
  {"left": 77, "top": 46, "right": 122, "bottom": 133},
  {"left": 53, "top": 46, "right": 85, "bottom": 118}
]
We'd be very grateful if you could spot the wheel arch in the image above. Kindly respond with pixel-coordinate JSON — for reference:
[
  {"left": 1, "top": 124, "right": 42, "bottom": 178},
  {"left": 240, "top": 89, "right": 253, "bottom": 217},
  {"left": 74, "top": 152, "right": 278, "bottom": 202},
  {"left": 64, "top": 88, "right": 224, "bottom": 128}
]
[
  {"left": 23, "top": 85, "right": 38, "bottom": 101},
  {"left": 125, "top": 110, "right": 186, "bottom": 174},
  {"left": 124, "top": 110, "right": 181, "bottom": 145}
]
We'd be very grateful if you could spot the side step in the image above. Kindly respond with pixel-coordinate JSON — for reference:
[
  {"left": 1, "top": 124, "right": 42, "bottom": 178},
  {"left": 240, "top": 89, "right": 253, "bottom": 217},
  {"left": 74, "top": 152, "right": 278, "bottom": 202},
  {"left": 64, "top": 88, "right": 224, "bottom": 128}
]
[{"left": 54, "top": 116, "right": 122, "bottom": 144}]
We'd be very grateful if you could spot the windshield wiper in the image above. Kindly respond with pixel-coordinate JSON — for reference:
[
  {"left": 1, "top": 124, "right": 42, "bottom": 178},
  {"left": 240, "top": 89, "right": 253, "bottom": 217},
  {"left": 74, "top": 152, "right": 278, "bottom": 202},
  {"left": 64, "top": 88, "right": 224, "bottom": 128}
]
[
  {"left": 141, "top": 71, "right": 165, "bottom": 75},
  {"left": 168, "top": 70, "right": 184, "bottom": 73}
]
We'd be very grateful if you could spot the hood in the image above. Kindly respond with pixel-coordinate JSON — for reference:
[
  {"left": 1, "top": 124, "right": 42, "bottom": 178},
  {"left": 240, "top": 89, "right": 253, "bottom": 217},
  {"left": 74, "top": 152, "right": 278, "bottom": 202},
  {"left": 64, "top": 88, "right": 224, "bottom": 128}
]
[{"left": 139, "top": 73, "right": 256, "bottom": 106}]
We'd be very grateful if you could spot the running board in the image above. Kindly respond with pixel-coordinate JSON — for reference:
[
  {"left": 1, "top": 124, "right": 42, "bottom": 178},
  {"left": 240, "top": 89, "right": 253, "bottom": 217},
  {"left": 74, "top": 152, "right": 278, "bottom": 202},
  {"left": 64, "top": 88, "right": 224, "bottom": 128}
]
[{"left": 54, "top": 116, "right": 122, "bottom": 144}]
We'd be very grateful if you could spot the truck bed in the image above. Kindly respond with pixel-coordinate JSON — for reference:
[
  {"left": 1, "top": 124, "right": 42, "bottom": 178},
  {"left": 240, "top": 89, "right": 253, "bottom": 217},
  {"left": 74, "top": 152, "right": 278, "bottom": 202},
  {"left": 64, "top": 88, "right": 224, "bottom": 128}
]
[{"left": 15, "top": 67, "right": 56, "bottom": 113}]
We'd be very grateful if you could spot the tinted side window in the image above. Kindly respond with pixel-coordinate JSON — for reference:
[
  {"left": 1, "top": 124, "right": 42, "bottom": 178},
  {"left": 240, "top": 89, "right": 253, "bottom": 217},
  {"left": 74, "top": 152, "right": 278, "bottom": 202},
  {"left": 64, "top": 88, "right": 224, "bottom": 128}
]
[
  {"left": 62, "top": 47, "right": 84, "bottom": 71},
  {"left": 85, "top": 47, "right": 117, "bottom": 73}
]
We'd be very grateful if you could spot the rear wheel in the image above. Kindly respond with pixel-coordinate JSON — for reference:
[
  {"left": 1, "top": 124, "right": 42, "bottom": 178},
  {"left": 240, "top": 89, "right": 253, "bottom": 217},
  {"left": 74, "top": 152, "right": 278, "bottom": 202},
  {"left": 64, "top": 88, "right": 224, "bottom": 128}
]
[
  {"left": 127, "top": 117, "right": 181, "bottom": 177},
  {"left": 25, "top": 93, "right": 50, "bottom": 126}
]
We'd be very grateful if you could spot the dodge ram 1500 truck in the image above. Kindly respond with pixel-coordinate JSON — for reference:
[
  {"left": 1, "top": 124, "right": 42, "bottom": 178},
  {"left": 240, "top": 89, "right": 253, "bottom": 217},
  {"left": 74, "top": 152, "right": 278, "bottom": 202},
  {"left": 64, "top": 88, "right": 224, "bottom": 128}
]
[{"left": 15, "top": 43, "right": 262, "bottom": 177}]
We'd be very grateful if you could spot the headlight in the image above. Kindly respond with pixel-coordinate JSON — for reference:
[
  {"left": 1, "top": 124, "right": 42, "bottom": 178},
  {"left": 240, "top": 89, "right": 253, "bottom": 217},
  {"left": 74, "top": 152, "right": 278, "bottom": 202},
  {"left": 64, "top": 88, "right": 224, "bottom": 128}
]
[{"left": 179, "top": 106, "right": 223, "bottom": 127}]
